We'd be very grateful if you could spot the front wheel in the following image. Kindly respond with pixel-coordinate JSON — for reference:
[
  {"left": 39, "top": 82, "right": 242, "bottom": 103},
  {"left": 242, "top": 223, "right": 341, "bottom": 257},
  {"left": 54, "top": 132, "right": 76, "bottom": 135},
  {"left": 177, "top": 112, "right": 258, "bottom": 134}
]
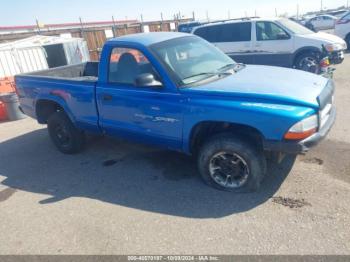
[
  {"left": 197, "top": 134, "right": 266, "bottom": 193},
  {"left": 294, "top": 52, "right": 320, "bottom": 74},
  {"left": 47, "top": 111, "right": 85, "bottom": 154}
]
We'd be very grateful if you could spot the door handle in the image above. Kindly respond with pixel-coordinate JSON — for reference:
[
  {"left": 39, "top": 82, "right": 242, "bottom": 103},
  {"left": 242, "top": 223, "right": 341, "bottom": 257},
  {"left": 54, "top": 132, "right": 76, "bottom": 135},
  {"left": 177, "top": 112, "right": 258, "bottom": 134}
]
[{"left": 103, "top": 94, "right": 113, "bottom": 101}]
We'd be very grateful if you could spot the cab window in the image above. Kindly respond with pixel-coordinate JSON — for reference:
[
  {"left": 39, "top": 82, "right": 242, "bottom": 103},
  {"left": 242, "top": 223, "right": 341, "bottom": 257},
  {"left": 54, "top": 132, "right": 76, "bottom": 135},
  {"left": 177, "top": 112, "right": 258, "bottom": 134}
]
[
  {"left": 256, "top": 21, "right": 290, "bottom": 41},
  {"left": 108, "top": 48, "right": 158, "bottom": 85}
]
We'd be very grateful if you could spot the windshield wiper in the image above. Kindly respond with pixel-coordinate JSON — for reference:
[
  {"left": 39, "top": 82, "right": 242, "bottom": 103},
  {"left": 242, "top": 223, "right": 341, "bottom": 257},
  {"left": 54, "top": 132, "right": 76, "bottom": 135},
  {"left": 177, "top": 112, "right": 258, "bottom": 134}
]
[
  {"left": 218, "top": 63, "right": 246, "bottom": 73},
  {"left": 218, "top": 63, "right": 236, "bottom": 72},
  {"left": 183, "top": 71, "right": 232, "bottom": 81}
]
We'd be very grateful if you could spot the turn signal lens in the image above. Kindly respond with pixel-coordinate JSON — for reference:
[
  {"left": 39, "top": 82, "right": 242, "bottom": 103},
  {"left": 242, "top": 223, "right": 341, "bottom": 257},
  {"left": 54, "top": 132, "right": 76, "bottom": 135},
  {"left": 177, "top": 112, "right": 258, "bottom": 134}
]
[
  {"left": 320, "top": 57, "right": 330, "bottom": 68},
  {"left": 284, "top": 115, "right": 318, "bottom": 140},
  {"left": 284, "top": 128, "right": 317, "bottom": 140}
]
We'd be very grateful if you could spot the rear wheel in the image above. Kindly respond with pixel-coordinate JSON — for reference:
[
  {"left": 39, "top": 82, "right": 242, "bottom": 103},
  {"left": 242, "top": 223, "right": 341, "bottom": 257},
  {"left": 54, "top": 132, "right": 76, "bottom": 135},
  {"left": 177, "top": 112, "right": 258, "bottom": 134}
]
[
  {"left": 197, "top": 134, "right": 266, "bottom": 193},
  {"left": 47, "top": 111, "right": 85, "bottom": 154},
  {"left": 294, "top": 52, "right": 320, "bottom": 74}
]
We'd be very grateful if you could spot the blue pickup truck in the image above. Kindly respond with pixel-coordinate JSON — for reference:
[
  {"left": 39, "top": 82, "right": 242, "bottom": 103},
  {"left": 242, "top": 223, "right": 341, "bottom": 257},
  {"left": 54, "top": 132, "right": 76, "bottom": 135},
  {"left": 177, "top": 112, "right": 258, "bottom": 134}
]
[{"left": 15, "top": 32, "right": 336, "bottom": 192}]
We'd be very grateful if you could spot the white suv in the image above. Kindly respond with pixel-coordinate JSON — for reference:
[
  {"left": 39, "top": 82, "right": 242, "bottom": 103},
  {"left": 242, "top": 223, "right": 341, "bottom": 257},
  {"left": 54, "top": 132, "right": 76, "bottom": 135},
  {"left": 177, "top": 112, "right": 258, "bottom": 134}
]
[
  {"left": 192, "top": 17, "right": 347, "bottom": 73},
  {"left": 335, "top": 11, "right": 350, "bottom": 50}
]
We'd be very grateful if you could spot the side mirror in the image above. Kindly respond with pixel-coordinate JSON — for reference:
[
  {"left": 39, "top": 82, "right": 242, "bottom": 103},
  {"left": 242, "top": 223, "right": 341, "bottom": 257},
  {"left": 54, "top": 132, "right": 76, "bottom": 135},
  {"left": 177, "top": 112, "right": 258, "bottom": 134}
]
[
  {"left": 135, "top": 73, "right": 163, "bottom": 88},
  {"left": 277, "top": 32, "right": 290, "bottom": 40}
]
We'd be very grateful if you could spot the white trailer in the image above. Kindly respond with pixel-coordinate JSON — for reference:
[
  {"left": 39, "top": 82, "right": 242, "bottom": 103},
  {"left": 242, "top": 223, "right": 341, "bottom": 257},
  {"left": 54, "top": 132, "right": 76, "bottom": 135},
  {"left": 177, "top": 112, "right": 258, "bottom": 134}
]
[{"left": 0, "top": 35, "right": 90, "bottom": 78}]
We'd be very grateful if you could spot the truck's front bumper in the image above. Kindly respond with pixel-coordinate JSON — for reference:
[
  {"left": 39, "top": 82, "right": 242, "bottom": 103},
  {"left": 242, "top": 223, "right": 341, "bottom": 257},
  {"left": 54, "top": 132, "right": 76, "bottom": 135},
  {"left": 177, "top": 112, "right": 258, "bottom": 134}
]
[
  {"left": 263, "top": 107, "right": 336, "bottom": 155},
  {"left": 329, "top": 51, "right": 345, "bottom": 65}
]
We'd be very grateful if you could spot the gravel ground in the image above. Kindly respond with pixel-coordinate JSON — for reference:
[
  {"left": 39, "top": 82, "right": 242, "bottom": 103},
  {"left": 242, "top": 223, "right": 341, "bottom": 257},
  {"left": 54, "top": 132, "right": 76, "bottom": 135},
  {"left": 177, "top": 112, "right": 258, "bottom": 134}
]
[{"left": 0, "top": 55, "right": 349, "bottom": 255}]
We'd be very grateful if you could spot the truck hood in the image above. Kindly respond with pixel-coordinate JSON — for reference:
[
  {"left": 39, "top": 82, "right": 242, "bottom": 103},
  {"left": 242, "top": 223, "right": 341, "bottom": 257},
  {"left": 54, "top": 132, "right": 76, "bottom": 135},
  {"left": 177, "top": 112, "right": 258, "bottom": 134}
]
[
  {"left": 182, "top": 65, "right": 329, "bottom": 108},
  {"left": 300, "top": 32, "right": 347, "bottom": 47}
]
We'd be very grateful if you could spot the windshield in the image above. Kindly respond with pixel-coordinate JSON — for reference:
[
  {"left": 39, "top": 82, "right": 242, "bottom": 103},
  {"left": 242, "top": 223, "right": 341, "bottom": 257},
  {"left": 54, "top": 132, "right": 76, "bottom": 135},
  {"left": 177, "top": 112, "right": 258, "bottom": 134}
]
[
  {"left": 340, "top": 11, "right": 350, "bottom": 20},
  {"left": 150, "top": 36, "right": 237, "bottom": 86},
  {"left": 278, "top": 18, "right": 314, "bottom": 35}
]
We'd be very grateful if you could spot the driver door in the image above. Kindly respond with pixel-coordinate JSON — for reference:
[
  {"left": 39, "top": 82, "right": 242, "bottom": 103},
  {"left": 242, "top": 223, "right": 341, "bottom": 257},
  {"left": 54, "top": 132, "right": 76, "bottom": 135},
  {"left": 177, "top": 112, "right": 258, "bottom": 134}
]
[
  {"left": 96, "top": 47, "right": 183, "bottom": 150},
  {"left": 253, "top": 21, "right": 294, "bottom": 67}
]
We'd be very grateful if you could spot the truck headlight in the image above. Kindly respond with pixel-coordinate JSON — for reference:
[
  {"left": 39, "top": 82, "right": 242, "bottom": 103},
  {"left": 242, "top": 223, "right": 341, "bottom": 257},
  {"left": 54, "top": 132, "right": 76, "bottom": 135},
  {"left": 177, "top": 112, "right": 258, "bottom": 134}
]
[
  {"left": 284, "top": 115, "right": 318, "bottom": 140},
  {"left": 324, "top": 43, "right": 344, "bottom": 52}
]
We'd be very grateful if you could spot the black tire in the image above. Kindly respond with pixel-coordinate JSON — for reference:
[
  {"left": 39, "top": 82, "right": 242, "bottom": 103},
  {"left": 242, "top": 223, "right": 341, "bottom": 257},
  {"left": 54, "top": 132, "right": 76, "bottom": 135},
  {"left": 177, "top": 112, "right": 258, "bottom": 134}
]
[
  {"left": 47, "top": 111, "right": 85, "bottom": 154},
  {"left": 346, "top": 35, "right": 350, "bottom": 51},
  {"left": 266, "top": 153, "right": 297, "bottom": 177},
  {"left": 197, "top": 133, "right": 266, "bottom": 193},
  {"left": 294, "top": 52, "right": 320, "bottom": 74}
]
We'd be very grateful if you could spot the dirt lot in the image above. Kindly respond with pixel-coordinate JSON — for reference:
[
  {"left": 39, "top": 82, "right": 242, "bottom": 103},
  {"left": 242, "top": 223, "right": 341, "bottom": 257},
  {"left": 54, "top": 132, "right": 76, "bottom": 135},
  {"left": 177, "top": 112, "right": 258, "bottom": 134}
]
[{"left": 0, "top": 55, "right": 349, "bottom": 255}]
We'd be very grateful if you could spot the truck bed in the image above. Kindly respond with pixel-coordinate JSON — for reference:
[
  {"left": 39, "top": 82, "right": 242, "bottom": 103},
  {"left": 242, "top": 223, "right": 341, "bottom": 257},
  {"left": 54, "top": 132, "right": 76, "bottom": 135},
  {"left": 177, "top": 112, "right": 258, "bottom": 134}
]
[
  {"left": 15, "top": 62, "right": 100, "bottom": 132},
  {"left": 19, "top": 62, "right": 99, "bottom": 81}
]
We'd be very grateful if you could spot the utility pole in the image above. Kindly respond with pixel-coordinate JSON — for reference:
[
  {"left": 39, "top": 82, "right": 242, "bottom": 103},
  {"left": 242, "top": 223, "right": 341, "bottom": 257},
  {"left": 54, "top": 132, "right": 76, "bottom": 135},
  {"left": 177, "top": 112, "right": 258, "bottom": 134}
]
[
  {"left": 140, "top": 14, "right": 144, "bottom": 33},
  {"left": 35, "top": 19, "right": 41, "bottom": 34},
  {"left": 112, "top": 15, "right": 116, "bottom": 27},
  {"left": 297, "top": 4, "right": 300, "bottom": 20},
  {"left": 206, "top": 10, "right": 209, "bottom": 21},
  {"left": 228, "top": 10, "right": 231, "bottom": 19},
  {"left": 255, "top": 10, "right": 257, "bottom": 17},
  {"left": 275, "top": 8, "right": 278, "bottom": 17},
  {"left": 192, "top": 11, "right": 195, "bottom": 21},
  {"left": 79, "top": 17, "right": 85, "bottom": 38},
  {"left": 112, "top": 15, "right": 117, "bottom": 37}
]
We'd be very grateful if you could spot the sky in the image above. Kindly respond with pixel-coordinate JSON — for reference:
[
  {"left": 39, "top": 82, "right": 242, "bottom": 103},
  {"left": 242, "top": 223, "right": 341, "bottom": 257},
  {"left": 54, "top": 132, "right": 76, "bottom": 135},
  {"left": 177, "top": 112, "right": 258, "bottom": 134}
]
[{"left": 0, "top": 0, "right": 348, "bottom": 26}]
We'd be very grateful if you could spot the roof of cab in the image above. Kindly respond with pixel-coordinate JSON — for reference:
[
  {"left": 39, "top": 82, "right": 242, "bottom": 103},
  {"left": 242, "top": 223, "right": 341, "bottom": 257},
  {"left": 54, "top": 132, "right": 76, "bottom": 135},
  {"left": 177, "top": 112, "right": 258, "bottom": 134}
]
[{"left": 107, "top": 32, "right": 191, "bottom": 46}]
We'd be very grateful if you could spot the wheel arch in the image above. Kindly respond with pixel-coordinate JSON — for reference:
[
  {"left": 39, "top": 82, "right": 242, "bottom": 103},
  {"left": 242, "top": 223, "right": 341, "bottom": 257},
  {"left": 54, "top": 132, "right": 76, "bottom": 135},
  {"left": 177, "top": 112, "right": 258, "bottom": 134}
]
[
  {"left": 188, "top": 121, "right": 266, "bottom": 155},
  {"left": 292, "top": 46, "right": 322, "bottom": 66},
  {"left": 35, "top": 98, "right": 74, "bottom": 124}
]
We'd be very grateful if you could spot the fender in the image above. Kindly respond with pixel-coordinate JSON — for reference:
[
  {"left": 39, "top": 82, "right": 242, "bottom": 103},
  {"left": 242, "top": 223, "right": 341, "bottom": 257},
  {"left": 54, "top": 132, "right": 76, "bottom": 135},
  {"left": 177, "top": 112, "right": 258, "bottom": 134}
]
[
  {"left": 181, "top": 101, "right": 316, "bottom": 154},
  {"left": 35, "top": 93, "right": 76, "bottom": 125}
]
